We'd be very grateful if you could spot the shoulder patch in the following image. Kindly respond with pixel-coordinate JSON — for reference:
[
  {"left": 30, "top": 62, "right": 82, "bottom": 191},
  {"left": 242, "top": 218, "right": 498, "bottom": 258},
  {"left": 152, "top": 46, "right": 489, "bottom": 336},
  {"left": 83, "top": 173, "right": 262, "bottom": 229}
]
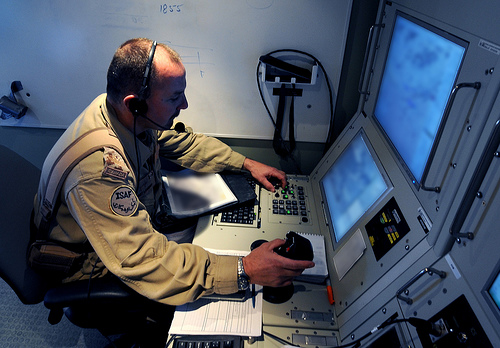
[
  {"left": 102, "top": 147, "right": 129, "bottom": 181},
  {"left": 110, "top": 185, "right": 138, "bottom": 216}
]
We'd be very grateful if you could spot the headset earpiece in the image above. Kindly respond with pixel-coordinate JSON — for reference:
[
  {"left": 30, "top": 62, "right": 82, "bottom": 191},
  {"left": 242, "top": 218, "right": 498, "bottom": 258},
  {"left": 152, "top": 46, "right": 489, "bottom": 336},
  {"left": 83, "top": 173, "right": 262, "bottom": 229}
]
[{"left": 129, "top": 97, "right": 148, "bottom": 117}]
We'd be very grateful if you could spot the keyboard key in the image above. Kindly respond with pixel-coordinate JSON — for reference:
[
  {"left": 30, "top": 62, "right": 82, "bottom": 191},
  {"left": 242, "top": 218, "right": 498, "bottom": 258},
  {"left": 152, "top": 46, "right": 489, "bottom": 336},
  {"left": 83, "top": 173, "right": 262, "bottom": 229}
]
[{"left": 174, "top": 336, "right": 239, "bottom": 348}]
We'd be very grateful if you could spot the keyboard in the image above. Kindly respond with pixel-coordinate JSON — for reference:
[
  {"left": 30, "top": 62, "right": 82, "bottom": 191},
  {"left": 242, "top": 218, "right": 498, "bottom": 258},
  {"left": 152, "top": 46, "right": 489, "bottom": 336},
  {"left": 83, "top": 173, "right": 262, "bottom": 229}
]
[
  {"left": 219, "top": 201, "right": 257, "bottom": 225},
  {"left": 269, "top": 178, "right": 312, "bottom": 224},
  {"left": 213, "top": 177, "right": 260, "bottom": 228},
  {"left": 173, "top": 335, "right": 242, "bottom": 348},
  {"left": 272, "top": 184, "right": 307, "bottom": 218},
  {"left": 265, "top": 177, "right": 313, "bottom": 226}
]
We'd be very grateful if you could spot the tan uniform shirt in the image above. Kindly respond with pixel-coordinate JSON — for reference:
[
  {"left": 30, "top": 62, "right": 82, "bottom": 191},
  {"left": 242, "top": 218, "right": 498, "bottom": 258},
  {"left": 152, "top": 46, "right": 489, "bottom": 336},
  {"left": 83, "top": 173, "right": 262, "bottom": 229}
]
[{"left": 33, "top": 94, "right": 246, "bottom": 305}]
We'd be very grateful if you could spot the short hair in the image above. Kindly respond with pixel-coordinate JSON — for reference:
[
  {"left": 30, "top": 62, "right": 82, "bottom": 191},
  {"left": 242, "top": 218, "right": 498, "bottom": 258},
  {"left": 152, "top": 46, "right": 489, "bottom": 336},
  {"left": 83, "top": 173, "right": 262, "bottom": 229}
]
[{"left": 106, "top": 38, "right": 181, "bottom": 105}]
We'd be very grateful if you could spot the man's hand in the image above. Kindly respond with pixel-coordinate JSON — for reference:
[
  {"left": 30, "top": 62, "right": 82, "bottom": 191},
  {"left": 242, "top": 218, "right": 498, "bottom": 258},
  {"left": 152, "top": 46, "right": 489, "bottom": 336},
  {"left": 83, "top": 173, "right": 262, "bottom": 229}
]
[
  {"left": 243, "top": 158, "right": 286, "bottom": 192},
  {"left": 242, "top": 239, "right": 315, "bottom": 288}
]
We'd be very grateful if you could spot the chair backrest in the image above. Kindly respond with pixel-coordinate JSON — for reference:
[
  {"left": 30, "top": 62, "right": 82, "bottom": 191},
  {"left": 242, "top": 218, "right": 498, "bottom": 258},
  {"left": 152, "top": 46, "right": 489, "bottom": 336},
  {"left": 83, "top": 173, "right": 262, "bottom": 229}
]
[{"left": 0, "top": 145, "right": 50, "bottom": 304}]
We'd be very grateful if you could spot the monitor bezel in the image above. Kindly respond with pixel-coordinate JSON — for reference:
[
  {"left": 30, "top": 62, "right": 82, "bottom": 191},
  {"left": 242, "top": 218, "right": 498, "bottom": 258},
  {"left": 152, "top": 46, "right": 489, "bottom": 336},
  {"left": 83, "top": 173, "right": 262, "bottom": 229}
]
[
  {"left": 482, "top": 258, "right": 500, "bottom": 324},
  {"left": 371, "top": 10, "right": 469, "bottom": 190},
  {"left": 319, "top": 128, "right": 393, "bottom": 245}
]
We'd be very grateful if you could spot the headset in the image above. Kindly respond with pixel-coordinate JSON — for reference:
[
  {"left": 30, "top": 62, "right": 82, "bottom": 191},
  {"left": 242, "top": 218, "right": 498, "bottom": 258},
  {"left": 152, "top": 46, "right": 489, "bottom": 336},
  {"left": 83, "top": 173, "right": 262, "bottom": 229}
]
[{"left": 128, "top": 40, "right": 157, "bottom": 118}]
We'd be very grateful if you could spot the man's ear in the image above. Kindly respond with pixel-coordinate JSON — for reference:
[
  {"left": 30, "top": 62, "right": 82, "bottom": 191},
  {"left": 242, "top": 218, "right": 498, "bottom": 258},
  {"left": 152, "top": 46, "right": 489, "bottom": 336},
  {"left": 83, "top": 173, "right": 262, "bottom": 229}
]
[
  {"left": 124, "top": 95, "right": 147, "bottom": 117},
  {"left": 123, "top": 95, "right": 137, "bottom": 111}
]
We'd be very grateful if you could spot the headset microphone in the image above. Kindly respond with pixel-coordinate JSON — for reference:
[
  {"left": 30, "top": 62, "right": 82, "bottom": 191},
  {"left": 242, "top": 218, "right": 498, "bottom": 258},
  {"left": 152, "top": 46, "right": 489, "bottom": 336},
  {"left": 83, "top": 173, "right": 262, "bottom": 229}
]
[{"left": 139, "top": 114, "right": 171, "bottom": 131}]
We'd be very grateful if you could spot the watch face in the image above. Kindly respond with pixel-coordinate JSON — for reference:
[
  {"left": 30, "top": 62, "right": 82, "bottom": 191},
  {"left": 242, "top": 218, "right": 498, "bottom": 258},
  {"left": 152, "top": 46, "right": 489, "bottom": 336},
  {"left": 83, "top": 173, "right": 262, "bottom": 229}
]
[{"left": 238, "top": 277, "right": 249, "bottom": 291}]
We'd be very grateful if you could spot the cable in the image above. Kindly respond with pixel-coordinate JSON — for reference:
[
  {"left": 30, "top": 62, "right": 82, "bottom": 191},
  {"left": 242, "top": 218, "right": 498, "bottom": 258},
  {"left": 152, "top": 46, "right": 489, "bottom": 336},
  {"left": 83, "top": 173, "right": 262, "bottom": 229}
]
[
  {"left": 256, "top": 61, "right": 302, "bottom": 173},
  {"left": 133, "top": 114, "right": 142, "bottom": 191},
  {"left": 166, "top": 334, "right": 178, "bottom": 347},
  {"left": 256, "top": 49, "right": 335, "bottom": 155},
  {"left": 324, "top": 314, "right": 443, "bottom": 348},
  {"left": 86, "top": 259, "right": 97, "bottom": 297},
  {"left": 103, "top": 335, "right": 118, "bottom": 348},
  {"left": 394, "top": 317, "right": 443, "bottom": 337},
  {"left": 262, "top": 313, "right": 392, "bottom": 348},
  {"left": 319, "top": 313, "right": 397, "bottom": 348},
  {"left": 86, "top": 256, "right": 100, "bottom": 300}
]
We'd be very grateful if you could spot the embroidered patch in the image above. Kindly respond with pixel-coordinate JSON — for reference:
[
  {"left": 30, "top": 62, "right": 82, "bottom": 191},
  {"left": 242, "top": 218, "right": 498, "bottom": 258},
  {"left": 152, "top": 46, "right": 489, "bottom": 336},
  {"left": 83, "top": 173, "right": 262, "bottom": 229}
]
[
  {"left": 110, "top": 185, "right": 138, "bottom": 216},
  {"left": 102, "top": 147, "right": 129, "bottom": 181},
  {"left": 103, "top": 167, "right": 128, "bottom": 180}
]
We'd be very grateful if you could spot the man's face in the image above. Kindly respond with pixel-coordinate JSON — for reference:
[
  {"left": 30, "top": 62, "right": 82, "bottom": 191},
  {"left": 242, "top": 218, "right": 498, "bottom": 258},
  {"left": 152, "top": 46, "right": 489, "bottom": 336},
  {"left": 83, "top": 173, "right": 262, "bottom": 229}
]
[{"left": 146, "top": 61, "right": 188, "bottom": 130}]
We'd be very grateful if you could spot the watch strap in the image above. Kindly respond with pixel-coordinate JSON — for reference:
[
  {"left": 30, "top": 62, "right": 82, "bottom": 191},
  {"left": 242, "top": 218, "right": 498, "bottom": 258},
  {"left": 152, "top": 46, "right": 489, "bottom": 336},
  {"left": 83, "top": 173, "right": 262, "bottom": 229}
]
[{"left": 237, "top": 256, "right": 249, "bottom": 291}]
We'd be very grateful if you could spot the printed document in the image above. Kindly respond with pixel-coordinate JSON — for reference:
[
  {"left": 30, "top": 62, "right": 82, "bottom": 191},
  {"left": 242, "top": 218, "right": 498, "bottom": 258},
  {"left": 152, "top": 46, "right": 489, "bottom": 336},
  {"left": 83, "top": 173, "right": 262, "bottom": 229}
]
[
  {"left": 169, "top": 286, "right": 263, "bottom": 337},
  {"left": 169, "top": 248, "right": 262, "bottom": 337}
]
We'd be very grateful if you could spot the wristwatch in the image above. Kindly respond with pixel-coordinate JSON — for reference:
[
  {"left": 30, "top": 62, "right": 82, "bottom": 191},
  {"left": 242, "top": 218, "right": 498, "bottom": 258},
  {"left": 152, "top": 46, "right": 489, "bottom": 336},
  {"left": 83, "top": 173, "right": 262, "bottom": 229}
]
[{"left": 237, "top": 257, "right": 250, "bottom": 291}]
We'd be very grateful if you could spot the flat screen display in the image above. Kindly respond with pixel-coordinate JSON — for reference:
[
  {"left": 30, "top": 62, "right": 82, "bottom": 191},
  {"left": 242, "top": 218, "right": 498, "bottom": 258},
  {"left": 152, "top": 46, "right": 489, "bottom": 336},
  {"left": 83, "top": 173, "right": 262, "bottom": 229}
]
[
  {"left": 321, "top": 131, "right": 389, "bottom": 242},
  {"left": 374, "top": 12, "right": 467, "bottom": 185},
  {"left": 488, "top": 270, "right": 500, "bottom": 312}
]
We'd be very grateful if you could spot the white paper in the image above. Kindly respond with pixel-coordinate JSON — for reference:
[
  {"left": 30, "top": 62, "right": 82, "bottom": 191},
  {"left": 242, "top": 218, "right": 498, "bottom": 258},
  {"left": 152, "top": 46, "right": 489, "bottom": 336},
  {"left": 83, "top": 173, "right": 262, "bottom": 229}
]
[
  {"left": 169, "top": 248, "right": 262, "bottom": 337},
  {"left": 169, "top": 286, "right": 263, "bottom": 337},
  {"left": 296, "top": 233, "right": 328, "bottom": 283}
]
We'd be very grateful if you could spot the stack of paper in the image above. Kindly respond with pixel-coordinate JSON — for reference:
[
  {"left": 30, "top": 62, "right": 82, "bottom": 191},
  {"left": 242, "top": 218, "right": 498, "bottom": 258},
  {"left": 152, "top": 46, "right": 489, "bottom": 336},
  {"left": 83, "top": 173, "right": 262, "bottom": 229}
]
[
  {"left": 169, "top": 248, "right": 263, "bottom": 337},
  {"left": 169, "top": 288, "right": 263, "bottom": 337},
  {"left": 295, "top": 233, "right": 329, "bottom": 284}
]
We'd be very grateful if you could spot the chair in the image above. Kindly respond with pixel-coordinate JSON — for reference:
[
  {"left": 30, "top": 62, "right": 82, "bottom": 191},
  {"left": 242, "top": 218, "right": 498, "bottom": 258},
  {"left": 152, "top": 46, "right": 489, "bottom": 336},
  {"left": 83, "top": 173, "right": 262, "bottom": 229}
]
[
  {"left": 0, "top": 145, "right": 174, "bottom": 346},
  {"left": 0, "top": 145, "right": 49, "bottom": 304}
]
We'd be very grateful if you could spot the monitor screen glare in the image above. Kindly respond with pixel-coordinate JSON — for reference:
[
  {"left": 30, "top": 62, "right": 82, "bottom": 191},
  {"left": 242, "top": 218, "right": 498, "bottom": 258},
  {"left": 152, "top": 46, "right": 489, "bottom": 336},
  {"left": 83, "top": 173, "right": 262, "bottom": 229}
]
[
  {"left": 374, "top": 13, "right": 466, "bottom": 184},
  {"left": 321, "top": 132, "right": 388, "bottom": 243}
]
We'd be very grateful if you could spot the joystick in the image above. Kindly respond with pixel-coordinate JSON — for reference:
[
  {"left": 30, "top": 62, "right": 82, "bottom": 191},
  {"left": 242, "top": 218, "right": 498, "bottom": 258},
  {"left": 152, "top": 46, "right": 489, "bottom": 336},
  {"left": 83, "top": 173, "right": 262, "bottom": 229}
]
[
  {"left": 251, "top": 232, "right": 314, "bottom": 304},
  {"left": 274, "top": 231, "right": 314, "bottom": 261}
]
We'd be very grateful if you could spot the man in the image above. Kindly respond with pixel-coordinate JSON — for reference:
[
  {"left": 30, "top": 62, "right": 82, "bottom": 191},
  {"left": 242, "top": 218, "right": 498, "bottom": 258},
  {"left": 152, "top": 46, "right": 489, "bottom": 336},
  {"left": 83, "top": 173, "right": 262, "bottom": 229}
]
[{"left": 32, "top": 38, "right": 314, "bottom": 307}]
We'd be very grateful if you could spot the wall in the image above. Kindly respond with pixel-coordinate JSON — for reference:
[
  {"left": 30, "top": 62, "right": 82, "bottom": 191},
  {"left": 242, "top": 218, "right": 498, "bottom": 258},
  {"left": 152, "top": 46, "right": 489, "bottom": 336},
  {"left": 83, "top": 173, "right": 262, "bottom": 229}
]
[{"left": 0, "top": 1, "right": 352, "bottom": 144}]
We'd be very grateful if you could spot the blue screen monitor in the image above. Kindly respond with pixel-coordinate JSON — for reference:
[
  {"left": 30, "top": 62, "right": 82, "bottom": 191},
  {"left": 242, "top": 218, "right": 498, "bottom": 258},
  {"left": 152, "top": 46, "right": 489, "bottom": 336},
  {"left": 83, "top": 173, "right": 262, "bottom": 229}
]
[
  {"left": 484, "top": 265, "right": 500, "bottom": 324},
  {"left": 321, "top": 131, "right": 390, "bottom": 243},
  {"left": 373, "top": 12, "right": 467, "bottom": 186},
  {"left": 488, "top": 270, "right": 500, "bottom": 313}
]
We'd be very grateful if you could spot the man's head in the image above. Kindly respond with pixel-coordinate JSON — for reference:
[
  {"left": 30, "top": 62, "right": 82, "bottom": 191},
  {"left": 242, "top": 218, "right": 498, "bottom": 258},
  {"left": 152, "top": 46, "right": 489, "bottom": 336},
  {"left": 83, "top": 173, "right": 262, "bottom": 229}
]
[{"left": 106, "top": 38, "right": 188, "bottom": 132}]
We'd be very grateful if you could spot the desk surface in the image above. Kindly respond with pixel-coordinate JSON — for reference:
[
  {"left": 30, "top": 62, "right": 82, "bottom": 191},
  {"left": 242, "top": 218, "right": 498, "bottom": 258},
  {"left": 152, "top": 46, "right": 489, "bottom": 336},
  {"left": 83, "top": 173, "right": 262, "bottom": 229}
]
[{"left": 191, "top": 213, "right": 338, "bottom": 346}]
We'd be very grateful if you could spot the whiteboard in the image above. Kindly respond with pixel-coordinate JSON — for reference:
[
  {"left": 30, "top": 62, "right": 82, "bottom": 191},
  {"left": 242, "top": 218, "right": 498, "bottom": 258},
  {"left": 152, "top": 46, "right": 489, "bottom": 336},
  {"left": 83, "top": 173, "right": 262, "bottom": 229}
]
[{"left": 0, "top": 0, "right": 351, "bottom": 143}]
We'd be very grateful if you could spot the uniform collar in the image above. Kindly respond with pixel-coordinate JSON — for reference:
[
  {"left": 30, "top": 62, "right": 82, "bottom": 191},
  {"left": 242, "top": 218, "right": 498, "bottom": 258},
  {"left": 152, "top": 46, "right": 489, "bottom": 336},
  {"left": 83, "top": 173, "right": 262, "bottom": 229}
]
[{"left": 100, "top": 95, "right": 155, "bottom": 171}]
